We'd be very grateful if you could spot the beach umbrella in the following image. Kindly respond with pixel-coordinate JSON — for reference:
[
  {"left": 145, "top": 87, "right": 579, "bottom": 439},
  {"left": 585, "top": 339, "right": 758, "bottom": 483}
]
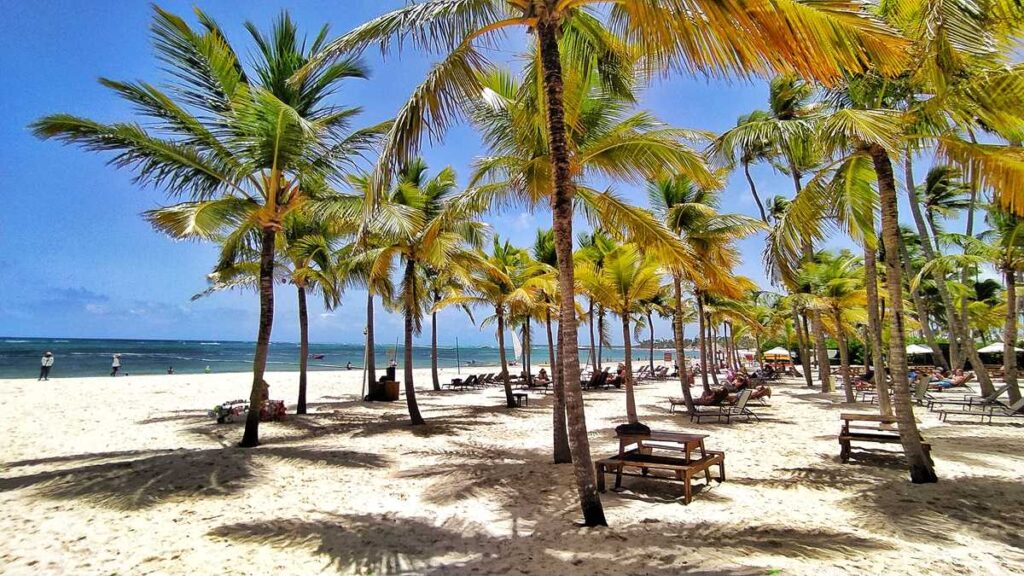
[
  {"left": 763, "top": 347, "right": 792, "bottom": 360},
  {"left": 977, "top": 342, "right": 1024, "bottom": 353},
  {"left": 905, "top": 344, "right": 933, "bottom": 355}
]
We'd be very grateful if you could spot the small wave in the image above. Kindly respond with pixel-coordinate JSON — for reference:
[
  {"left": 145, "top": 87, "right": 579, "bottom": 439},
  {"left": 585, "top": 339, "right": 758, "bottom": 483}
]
[
  {"left": 54, "top": 340, "right": 70, "bottom": 343},
  {"left": 3, "top": 340, "right": 29, "bottom": 343},
  {"left": 199, "top": 342, "right": 221, "bottom": 346}
]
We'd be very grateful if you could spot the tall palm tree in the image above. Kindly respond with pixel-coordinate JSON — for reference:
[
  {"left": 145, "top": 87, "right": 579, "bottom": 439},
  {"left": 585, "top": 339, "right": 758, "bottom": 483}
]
[
  {"left": 33, "top": 8, "right": 380, "bottom": 447},
  {"left": 315, "top": 0, "right": 907, "bottom": 527},
  {"left": 532, "top": 229, "right": 571, "bottom": 463},
  {"left": 635, "top": 286, "right": 674, "bottom": 375},
  {"left": 367, "top": 159, "right": 487, "bottom": 424}
]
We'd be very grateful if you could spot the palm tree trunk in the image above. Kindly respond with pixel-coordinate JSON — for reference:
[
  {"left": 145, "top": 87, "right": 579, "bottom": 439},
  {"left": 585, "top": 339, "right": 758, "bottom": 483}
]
[
  {"left": 871, "top": 144, "right": 937, "bottom": 483},
  {"left": 240, "top": 227, "right": 276, "bottom": 448},
  {"left": 588, "top": 300, "right": 598, "bottom": 372},
  {"left": 431, "top": 306, "right": 440, "bottom": 391},
  {"left": 708, "top": 320, "right": 721, "bottom": 387},
  {"left": 297, "top": 284, "right": 309, "bottom": 415},
  {"left": 647, "top": 311, "right": 655, "bottom": 375},
  {"left": 497, "top": 309, "right": 515, "bottom": 408},
  {"left": 597, "top": 306, "right": 605, "bottom": 369},
  {"left": 538, "top": 15, "right": 606, "bottom": 527},
  {"left": 366, "top": 291, "right": 376, "bottom": 386},
  {"left": 696, "top": 294, "right": 710, "bottom": 391},
  {"left": 743, "top": 159, "right": 769, "bottom": 223},
  {"left": 403, "top": 260, "right": 425, "bottom": 425},
  {"left": 834, "top": 309, "right": 854, "bottom": 403},
  {"left": 548, "top": 308, "right": 571, "bottom": 463},
  {"left": 863, "top": 241, "right": 893, "bottom": 417},
  {"left": 1004, "top": 268, "right": 1021, "bottom": 403},
  {"left": 525, "top": 317, "right": 532, "bottom": 383},
  {"left": 621, "top": 313, "right": 638, "bottom": 424},
  {"left": 793, "top": 304, "right": 814, "bottom": 387},
  {"left": 673, "top": 276, "right": 695, "bottom": 411}
]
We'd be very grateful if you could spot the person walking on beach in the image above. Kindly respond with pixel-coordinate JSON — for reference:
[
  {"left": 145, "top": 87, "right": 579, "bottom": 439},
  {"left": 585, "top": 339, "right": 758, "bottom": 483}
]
[
  {"left": 39, "top": 352, "right": 54, "bottom": 380},
  {"left": 111, "top": 354, "right": 121, "bottom": 377}
]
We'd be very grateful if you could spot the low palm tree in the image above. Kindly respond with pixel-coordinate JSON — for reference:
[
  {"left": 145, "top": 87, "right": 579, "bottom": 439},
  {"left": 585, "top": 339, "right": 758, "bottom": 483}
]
[{"left": 33, "top": 8, "right": 380, "bottom": 447}]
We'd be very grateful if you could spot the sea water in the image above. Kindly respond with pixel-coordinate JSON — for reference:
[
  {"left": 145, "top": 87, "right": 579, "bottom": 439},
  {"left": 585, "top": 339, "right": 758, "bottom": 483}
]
[{"left": 0, "top": 337, "right": 697, "bottom": 379}]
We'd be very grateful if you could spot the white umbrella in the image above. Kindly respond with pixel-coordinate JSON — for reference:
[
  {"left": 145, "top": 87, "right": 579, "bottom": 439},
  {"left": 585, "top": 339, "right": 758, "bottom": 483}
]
[
  {"left": 905, "top": 344, "right": 933, "bottom": 354},
  {"left": 763, "top": 347, "right": 792, "bottom": 360},
  {"left": 977, "top": 342, "right": 1024, "bottom": 353}
]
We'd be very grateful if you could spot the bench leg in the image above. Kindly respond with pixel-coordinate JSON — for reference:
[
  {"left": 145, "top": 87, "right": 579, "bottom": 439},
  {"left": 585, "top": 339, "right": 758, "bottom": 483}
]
[
  {"left": 718, "top": 458, "right": 726, "bottom": 482},
  {"left": 839, "top": 439, "right": 850, "bottom": 463},
  {"left": 596, "top": 463, "right": 606, "bottom": 492},
  {"left": 683, "top": 470, "right": 692, "bottom": 505},
  {"left": 614, "top": 465, "right": 623, "bottom": 490}
]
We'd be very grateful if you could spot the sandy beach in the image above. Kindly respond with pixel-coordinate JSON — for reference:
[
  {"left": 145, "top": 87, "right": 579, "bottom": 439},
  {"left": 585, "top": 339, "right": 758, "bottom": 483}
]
[{"left": 1, "top": 367, "right": 1021, "bottom": 575}]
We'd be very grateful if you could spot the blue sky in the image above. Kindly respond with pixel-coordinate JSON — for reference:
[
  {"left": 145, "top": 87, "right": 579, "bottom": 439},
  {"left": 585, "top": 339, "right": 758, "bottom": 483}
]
[{"left": 0, "top": 1, "right": 954, "bottom": 346}]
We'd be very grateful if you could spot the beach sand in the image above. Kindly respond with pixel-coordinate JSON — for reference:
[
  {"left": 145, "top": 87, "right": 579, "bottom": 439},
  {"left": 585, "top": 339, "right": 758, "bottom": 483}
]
[{"left": 0, "top": 367, "right": 1021, "bottom": 575}]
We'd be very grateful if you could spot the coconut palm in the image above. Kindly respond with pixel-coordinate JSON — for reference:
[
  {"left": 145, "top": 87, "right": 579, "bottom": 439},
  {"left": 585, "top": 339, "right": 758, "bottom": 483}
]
[
  {"left": 314, "top": 0, "right": 907, "bottom": 527},
  {"left": 648, "top": 174, "right": 764, "bottom": 406},
  {"left": 440, "top": 237, "right": 553, "bottom": 408},
  {"left": 532, "top": 228, "right": 571, "bottom": 463},
  {"left": 576, "top": 244, "right": 662, "bottom": 424},
  {"left": 32, "top": 8, "right": 382, "bottom": 447},
  {"left": 366, "top": 158, "right": 487, "bottom": 424},
  {"left": 634, "top": 286, "right": 674, "bottom": 375}
]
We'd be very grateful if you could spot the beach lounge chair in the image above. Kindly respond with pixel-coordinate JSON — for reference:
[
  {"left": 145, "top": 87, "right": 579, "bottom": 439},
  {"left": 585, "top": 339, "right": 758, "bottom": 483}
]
[
  {"left": 927, "top": 384, "right": 1009, "bottom": 412},
  {"left": 691, "top": 389, "right": 760, "bottom": 423},
  {"left": 939, "top": 398, "right": 1024, "bottom": 423},
  {"left": 636, "top": 365, "right": 651, "bottom": 380},
  {"left": 585, "top": 369, "right": 610, "bottom": 390}
]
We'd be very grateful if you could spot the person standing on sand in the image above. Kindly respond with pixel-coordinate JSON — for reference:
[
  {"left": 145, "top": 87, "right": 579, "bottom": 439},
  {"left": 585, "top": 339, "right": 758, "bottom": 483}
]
[
  {"left": 111, "top": 354, "right": 121, "bottom": 377},
  {"left": 39, "top": 352, "right": 54, "bottom": 381}
]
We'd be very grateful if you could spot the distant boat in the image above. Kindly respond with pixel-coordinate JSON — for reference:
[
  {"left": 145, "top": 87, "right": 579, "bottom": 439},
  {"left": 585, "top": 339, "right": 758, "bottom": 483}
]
[{"left": 310, "top": 353, "right": 325, "bottom": 360}]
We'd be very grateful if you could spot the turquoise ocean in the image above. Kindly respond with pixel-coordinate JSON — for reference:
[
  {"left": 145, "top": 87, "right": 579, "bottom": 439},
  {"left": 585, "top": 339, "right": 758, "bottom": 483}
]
[{"left": 0, "top": 337, "right": 695, "bottom": 379}]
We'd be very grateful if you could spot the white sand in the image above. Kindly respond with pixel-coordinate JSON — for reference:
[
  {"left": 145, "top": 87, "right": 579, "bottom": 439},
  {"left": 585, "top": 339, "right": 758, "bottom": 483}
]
[{"left": 1, "top": 367, "right": 1022, "bottom": 575}]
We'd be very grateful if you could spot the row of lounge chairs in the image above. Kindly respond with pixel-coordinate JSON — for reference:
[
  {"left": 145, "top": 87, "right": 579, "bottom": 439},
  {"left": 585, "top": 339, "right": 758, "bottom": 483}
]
[{"left": 923, "top": 383, "right": 1024, "bottom": 423}]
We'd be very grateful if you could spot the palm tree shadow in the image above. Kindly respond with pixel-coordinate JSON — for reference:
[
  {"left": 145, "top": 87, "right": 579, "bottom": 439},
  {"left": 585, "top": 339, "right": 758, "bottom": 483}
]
[{"left": 0, "top": 446, "right": 388, "bottom": 511}]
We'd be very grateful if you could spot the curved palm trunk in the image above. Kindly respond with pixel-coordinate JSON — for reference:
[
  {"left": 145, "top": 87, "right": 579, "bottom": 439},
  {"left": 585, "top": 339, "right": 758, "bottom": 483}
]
[
  {"left": 403, "top": 260, "right": 425, "bottom": 425},
  {"left": 297, "top": 284, "right": 309, "bottom": 415},
  {"left": 1004, "top": 269, "right": 1022, "bottom": 403},
  {"left": 793, "top": 304, "right": 814, "bottom": 386},
  {"left": 673, "top": 276, "right": 695, "bottom": 411},
  {"left": 588, "top": 301, "right": 598, "bottom": 372},
  {"left": 743, "top": 159, "right": 769, "bottom": 223},
  {"left": 497, "top": 309, "right": 515, "bottom": 408},
  {"left": 863, "top": 241, "right": 893, "bottom": 417},
  {"left": 240, "top": 228, "right": 276, "bottom": 448},
  {"left": 647, "top": 311, "right": 655, "bottom": 375},
  {"left": 709, "top": 322, "right": 721, "bottom": 387},
  {"left": 696, "top": 294, "right": 710, "bottom": 391},
  {"left": 871, "top": 144, "right": 937, "bottom": 483},
  {"left": 548, "top": 308, "right": 571, "bottom": 463},
  {"left": 621, "top": 313, "right": 638, "bottom": 424},
  {"left": 538, "top": 17, "right": 606, "bottom": 526},
  {"left": 431, "top": 306, "right": 440, "bottom": 391},
  {"left": 366, "top": 291, "right": 376, "bottom": 386},
  {"left": 833, "top": 309, "right": 854, "bottom": 403}
]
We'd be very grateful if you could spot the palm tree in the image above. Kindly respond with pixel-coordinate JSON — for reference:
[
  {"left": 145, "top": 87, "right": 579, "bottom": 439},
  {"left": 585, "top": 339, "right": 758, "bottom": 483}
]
[
  {"left": 532, "top": 229, "right": 571, "bottom": 463},
  {"left": 577, "top": 244, "right": 661, "bottom": 424},
  {"left": 316, "top": 0, "right": 907, "bottom": 527},
  {"left": 33, "top": 8, "right": 380, "bottom": 447},
  {"left": 801, "top": 252, "right": 867, "bottom": 402},
  {"left": 367, "top": 158, "right": 487, "bottom": 424},
  {"left": 441, "top": 237, "right": 552, "bottom": 408},
  {"left": 635, "top": 286, "right": 674, "bottom": 375},
  {"left": 648, "top": 174, "right": 764, "bottom": 403}
]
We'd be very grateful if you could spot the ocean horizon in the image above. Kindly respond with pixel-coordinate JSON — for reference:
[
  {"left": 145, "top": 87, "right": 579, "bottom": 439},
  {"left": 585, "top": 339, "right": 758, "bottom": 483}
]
[{"left": 0, "top": 336, "right": 696, "bottom": 379}]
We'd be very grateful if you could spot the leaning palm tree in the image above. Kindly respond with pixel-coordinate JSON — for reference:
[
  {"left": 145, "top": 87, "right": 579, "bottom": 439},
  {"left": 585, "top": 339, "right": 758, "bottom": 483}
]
[
  {"left": 33, "top": 8, "right": 381, "bottom": 447},
  {"left": 366, "top": 158, "right": 487, "bottom": 424},
  {"left": 311, "top": 0, "right": 907, "bottom": 527}
]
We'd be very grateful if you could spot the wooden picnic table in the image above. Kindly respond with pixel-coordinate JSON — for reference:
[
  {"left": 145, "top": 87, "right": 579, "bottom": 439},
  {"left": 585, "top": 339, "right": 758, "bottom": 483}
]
[
  {"left": 596, "top": 430, "right": 723, "bottom": 504},
  {"left": 838, "top": 413, "right": 930, "bottom": 463},
  {"left": 616, "top": 430, "right": 709, "bottom": 464}
]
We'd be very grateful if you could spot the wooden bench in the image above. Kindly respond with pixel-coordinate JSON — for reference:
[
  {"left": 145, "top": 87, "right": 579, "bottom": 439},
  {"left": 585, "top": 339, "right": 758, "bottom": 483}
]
[
  {"left": 839, "top": 413, "right": 930, "bottom": 463},
  {"left": 512, "top": 392, "right": 529, "bottom": 407},
  {"left": 595, "top": 450, "right": 725, "bottom": 504}
]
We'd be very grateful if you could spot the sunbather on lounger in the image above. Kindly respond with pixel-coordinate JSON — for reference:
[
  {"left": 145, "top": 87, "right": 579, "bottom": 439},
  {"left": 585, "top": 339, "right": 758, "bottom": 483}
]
[{"left": 693, "top": 387, "right": 729, "bottom": 406}]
